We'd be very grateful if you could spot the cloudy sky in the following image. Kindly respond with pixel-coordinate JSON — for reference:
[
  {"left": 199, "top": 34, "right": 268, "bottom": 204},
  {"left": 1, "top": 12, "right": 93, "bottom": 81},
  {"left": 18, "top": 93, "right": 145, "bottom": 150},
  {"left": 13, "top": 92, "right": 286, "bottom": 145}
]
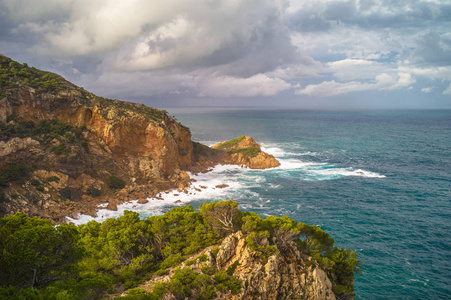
[{"left": 1, "top": 0, "right": 450, "bottom": 108}]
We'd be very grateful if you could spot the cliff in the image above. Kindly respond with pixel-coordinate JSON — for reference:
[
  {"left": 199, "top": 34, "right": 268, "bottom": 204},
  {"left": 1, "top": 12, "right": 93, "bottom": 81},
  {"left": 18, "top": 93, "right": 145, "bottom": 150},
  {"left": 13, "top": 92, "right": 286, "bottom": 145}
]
[
  {"left": 191, "top": 136, "right": 280, "bottom": 173},
  {"left": 0, "top": 200, "right": 359, "bottom": 299},
  {"left": 138, "top": 231, "right": 335, "bottom": 300},
  {"left": 0, "top": 55, "right": 279, "bottom": 222}
]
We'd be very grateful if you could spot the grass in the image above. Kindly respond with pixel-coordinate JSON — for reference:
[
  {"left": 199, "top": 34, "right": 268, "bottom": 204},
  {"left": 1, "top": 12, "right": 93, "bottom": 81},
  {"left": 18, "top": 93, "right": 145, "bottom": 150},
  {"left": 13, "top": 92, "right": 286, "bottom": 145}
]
[
  {"left": 214, "top": 136, "right": 246, "bottom": 150},
  {"left": 231, "top": 147, "right": 261, "bottom": 157}
]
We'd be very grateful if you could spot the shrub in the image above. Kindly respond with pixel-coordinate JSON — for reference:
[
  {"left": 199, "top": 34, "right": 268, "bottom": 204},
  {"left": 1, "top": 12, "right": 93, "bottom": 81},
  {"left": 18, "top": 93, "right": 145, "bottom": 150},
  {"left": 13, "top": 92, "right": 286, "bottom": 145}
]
[
  {"left": 198, "top": 254, "right": 208, "bottom": 262},
  {"left": 231, "top": 147, "right": 261, "bottom": 157},
  {"left": 214, "top": 136, "right": 245, "bottom": 150},
  {"left": 52, "top": 143, "right": 67, "bottom": 155},
  {"left": 107, "top": 175, "right": 126, "bottom": 189},
  {"left": 0, "top": 164, "right": 31, "bottom": 186},
  {"left": 226, "top": 261, "right": 240, "bottom": 276},
  {"left": 31, "top": 178, "right": 41, "bottom": 187},
  {"left": 46, "top": 176, "right": 60, "bottom": 183},
  {"left": 201, "top": 265, "right": 216, "bottom": 276},
  {"left": 87, "top": 186, "right": 101, "bottom": 197},
  {"left": 156, "top": 269, "right": 168, "bottom": 276},
  {"left": 185, "top": 259, "right": 196, "bottom": 266},
  {"left": 60, "top": 187, "right": 76, "bottom": 200}
]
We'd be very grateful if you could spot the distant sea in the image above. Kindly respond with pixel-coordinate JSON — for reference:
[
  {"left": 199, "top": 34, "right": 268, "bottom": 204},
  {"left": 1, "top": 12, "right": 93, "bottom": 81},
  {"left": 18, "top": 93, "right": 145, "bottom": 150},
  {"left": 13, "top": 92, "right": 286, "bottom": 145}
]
[{"left": 70, "top": 108, "right": 451, "bottom": 299}]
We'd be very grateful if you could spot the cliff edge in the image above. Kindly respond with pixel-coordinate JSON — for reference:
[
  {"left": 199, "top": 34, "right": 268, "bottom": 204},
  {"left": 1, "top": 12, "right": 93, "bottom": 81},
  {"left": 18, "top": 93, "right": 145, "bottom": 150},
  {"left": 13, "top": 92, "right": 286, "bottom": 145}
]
[{"left": 0, "top": 55, "right": 279, "bottom": 222}]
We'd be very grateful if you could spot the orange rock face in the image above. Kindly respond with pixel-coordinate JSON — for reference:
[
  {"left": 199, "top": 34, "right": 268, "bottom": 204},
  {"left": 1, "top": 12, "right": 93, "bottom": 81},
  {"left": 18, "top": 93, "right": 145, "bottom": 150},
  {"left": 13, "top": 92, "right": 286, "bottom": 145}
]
[
  {"left": 212, "top": 136, "right": 280, "bottom": 169},
  {"left": 0, "top": 87, "right": 277, "bottom": 222}
]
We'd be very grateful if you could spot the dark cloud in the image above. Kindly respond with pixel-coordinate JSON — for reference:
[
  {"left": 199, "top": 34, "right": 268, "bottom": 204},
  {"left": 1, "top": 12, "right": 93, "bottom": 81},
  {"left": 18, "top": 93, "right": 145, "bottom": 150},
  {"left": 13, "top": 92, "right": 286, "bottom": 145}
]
[
  {"left": 287, "top": 0, "right": 451, "bottom": 32},
  {"left": 0, "top": 0, "right": 450, "bottom": 104},
  {"left": 414, "top": 32, "right": 451, "bottom": 66}
]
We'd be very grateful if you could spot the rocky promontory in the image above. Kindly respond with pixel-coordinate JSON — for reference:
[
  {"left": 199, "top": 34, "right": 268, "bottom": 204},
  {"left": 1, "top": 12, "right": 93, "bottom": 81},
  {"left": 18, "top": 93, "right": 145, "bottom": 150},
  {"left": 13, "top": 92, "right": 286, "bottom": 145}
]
[
  {"left": 0, "top": 55, "right": 279, "bottom": 222},
  {"left": 212, "top": 135, "right": 280, "bottom": 169},
  {"left": 138, "top": 230, "right": 336, "bottom": 300}
]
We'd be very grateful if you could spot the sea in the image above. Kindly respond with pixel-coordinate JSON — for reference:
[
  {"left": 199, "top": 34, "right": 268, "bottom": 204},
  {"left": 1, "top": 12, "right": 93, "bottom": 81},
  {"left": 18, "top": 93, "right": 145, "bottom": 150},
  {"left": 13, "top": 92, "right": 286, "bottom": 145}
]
[{"left": 68, "top": 108, "right": 451, "bottom": 299}]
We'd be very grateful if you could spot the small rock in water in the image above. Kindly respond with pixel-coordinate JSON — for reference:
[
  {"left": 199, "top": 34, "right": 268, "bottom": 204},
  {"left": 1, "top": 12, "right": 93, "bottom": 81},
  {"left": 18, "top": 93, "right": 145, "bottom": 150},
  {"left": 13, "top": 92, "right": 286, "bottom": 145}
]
[{"left": 215, "top": 184, "right": 229, "bottom": 189}]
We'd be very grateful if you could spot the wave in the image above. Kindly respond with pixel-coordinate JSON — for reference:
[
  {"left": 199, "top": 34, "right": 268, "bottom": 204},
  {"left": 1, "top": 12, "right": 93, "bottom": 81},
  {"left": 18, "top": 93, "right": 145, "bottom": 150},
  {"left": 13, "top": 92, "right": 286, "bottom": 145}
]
[{"left": 66, "top": 142, "right": 384, "bottom": 224}]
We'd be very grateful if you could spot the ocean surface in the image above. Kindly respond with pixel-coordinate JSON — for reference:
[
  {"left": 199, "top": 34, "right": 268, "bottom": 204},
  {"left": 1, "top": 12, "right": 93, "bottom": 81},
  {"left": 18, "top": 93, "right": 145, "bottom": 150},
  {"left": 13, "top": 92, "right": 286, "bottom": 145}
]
[{"left": 69, "top": 108, "right": 451, "bottom": 299}]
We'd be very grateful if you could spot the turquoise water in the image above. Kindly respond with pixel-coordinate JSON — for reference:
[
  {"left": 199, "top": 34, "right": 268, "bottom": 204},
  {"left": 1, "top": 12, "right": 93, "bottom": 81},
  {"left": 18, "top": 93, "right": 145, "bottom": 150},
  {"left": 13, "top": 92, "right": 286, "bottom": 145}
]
[{"left": 165, "top": 108, "right": 451, "bottom": 299}]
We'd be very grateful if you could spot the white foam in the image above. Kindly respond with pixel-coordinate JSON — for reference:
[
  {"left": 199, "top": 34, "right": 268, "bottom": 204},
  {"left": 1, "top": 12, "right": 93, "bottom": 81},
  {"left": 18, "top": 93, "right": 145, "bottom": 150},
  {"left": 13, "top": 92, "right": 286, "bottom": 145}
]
[
  {"left": 65, "top": 142, "right": 385, "bottom": 225},
  {"left": 66, "top": 164, "right": 249, "bottom": 225},
  {"left": 309, "top": 167, "right": 386, "bottom": 179}
]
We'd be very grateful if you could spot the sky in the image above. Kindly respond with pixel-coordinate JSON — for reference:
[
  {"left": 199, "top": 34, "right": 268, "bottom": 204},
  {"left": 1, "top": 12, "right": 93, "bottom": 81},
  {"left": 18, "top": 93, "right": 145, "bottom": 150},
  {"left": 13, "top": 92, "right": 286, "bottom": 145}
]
[{"left": 1, "top": 0, "right": 451, "bottom": 109}]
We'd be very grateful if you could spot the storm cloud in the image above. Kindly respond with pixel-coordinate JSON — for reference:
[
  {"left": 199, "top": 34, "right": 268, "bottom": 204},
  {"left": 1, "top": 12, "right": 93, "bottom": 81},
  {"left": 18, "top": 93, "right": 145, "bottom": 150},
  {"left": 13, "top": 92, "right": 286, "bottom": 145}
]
[{"left": 0, "top": 0, "right": 450, "bottom": 107}]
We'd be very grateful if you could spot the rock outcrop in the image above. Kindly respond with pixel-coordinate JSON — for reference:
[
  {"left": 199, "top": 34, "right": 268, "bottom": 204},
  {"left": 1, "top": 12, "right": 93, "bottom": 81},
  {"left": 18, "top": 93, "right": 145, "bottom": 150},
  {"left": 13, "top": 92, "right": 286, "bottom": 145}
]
[
  {"left": 212, "top": 136, "right": 280, "bottom": 169},
  {"left": 137, "top": 231, "right": 336, "bottom": 300},
  {"left": 191, "top": 136, "right": 280, "bottom": 171},
  {"left": 0, "top": 55, "right": 281, "bottom": 222}
]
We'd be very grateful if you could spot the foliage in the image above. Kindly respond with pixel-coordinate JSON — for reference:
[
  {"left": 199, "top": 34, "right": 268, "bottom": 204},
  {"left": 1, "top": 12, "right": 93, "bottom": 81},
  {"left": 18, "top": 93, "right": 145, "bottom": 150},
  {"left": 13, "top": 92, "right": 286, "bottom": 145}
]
[
  {"left": 0, "top": 164, "right": 31, "bottom": 187},
  {"left": 213, "top": 271, "right": 242, "bottom": 295},
  {"left": 0, "top": 55, "right": 171, "bottom": 126},
  {"left": 0, "top": 119, "right": 81, "bottom": 151},
  {"left": 0, "top": 213, "right": 80, "bottom": 289},
  {"left": 231, "top": 147, "right": 261, "bottom": 157},
  {"left": 149, "top": 267, "right": 241, "bottom": 300},
  {"left": 226, "top": 261, "right": 240, "bottom": 276},
  {"left": 0, "top": 201, "right": 360, "bottom": 299},
  {"left": 46, "top": 176, "right": 60, "bottom": 183},
  {"left": 213, "top": 135, "right": 245, "bottom": 150},
  {"left": 107, "top": 175, "right": 126, "bottom": 189},
  {"left": 0, "top": 55, "right": 68, "bottom": 98},
  {"left": 200, "top": 200, "right": 242, "bottom": 236}
]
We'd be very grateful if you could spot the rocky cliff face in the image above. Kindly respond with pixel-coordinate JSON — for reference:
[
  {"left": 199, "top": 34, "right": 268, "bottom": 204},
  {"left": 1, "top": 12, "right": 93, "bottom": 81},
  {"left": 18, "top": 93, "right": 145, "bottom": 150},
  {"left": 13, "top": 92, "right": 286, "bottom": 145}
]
[
  {"left": 212, "top": 136, "right": 280, "bottom": 169},
  {"left": 0, "top": 85, "right": 193, "bottom": 222},
  {"left": 191, "top": 136, "right": 280, "bottom": 172},
  {"left": 0, "top": 55, "right": 280, "bottom": 222},
  {"left": 138, "top": 231, "right": 336, "bottom": 300}
]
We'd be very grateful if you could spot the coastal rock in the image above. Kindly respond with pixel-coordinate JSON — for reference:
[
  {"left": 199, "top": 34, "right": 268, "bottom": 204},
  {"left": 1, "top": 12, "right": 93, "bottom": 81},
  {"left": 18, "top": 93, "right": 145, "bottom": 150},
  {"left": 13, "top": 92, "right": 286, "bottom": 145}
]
[
  {"left": 0, "top": 55, "right": 282, "bottom": 223},
  {"left": 0, "top": 137, "right": 40, "bottom": 157},
  {"left": 138, "top": 231, "right": 336, "bottom": 300},
  {"left": 211, "top": 136, "right": 280, "bottom": 169}
]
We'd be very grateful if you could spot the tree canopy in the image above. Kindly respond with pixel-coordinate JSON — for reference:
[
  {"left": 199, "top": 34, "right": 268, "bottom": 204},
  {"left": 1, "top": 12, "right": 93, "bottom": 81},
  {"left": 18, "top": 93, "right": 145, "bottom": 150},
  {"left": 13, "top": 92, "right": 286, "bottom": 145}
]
[{"left": 0, "top": 201, "right": 361, "bottom": 299}]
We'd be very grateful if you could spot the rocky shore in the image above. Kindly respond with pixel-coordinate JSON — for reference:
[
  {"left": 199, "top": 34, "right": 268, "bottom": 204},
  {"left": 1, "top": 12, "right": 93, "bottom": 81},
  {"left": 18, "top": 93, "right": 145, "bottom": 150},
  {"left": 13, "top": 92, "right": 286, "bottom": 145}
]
[{"left": 0, "top": 55, "right": 280, "bottom": 223}]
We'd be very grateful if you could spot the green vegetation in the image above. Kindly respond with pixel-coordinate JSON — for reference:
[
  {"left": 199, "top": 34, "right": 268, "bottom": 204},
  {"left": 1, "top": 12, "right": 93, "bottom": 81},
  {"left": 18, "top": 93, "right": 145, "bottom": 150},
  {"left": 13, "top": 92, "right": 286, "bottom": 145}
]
[
  {"left": 108, "top": 175, "right": 126, "bottom": 189},
  {"left": 0, "top": 164, "right": 31, "bottom": 187},
  {"left": 46, "top": 176, "right": 60, "bottom": 183},
  {"left": 0, "top": 55, "right": 68, "bottom": 98},
  {"left": 231, "top": 147, "right": 261, "bottom": 157},
  {"left": 214, "top": 135, "right": 246, "bottom": 150},
  {"left": 0, "top": 118, "right": 80, "bottom": 144},
  {"left": 0, "top": 201, "right": 361, "bottom": 299},
  {"left": 0, "top": 55, "right": 172, "bottom": 125}
]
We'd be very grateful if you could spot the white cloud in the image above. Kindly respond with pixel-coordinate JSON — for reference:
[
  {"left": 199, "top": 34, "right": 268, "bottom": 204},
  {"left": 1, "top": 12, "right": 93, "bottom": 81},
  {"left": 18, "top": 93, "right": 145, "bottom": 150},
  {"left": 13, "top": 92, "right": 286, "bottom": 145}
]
[
  {"left": 1, "top": 0, "right": 450, "bottom": 102},
  {"left": 421, "top": 87, "right": 433, "bottom": 93},
  {"left": 296, "top": 72, "right": 415, "bottom": 96},
  {"left": 197, "top": 74, "right": 293, "bottom": 97},
  {"left": 326, "top": 59, "right": 389, "bottom": 81}
]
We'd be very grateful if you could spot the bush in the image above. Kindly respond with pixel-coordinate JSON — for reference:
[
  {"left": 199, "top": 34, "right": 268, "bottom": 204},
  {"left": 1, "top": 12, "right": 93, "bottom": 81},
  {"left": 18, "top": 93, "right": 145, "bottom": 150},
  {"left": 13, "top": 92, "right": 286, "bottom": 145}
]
[
  {"left": 214, "top": 136, "right": 246, "bottom": 150},
  {"left": 87, "top": 186, "right": 101, "bottom": 197},
  {"left": 46, "top": 176, "right": 60, "bottom": 183},
  {"left": 52, "top": 143, "right": 70, "bottom": 155},
  {"left": 0, "top": 164, "right": 31, "bottom": 186},
  {"left": 231, "top": 147, "right": 261, "bottom": 157},
  {"left": 156, "top": 269, "right": 168, "bottom": 276},
  {"left": 31, "top": 178, "right": 41, "bottom": 186},
  {"left": 107, "top": 175, "right": 126, "bottom": 189}
]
